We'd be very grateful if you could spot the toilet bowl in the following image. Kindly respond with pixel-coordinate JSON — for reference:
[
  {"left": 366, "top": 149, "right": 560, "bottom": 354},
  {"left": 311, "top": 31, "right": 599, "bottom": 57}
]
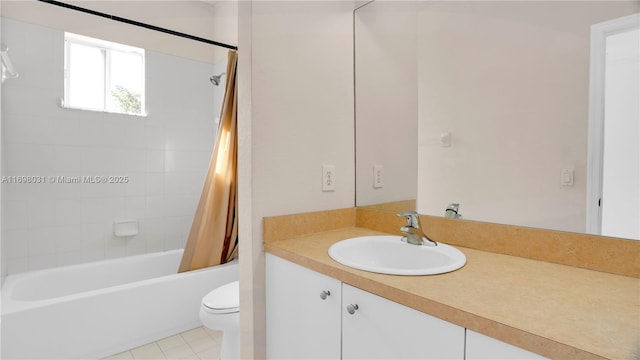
[{"left": 200, "top": 280, "right": 239, "bottom": 360}]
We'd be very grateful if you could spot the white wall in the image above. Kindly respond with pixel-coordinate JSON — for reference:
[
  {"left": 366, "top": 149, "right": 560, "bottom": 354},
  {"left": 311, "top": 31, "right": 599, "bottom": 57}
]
[
  {"left": 238, "top": 1, "right": 355, "bottom": 358},
  {"left": 355, "top": 1, "right": 417, "bottom": 206},
  {"left": 211, "top": 1, "right": 239, "bottom": 63},
  {"left": 251, "top": 1, "right": 355, "bottom": 216},
  {"left": 415, "top": 1, "right": 638, "bottom": 233},
  {"left": 1, "top": 17, "right": 224, "bottom": 274}
]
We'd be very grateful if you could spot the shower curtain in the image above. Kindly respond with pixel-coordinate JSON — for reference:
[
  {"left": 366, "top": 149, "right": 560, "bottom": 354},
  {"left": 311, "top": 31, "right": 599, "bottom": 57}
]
[{"left": 178, "top": 50, "right": 238, "bottom": 272}]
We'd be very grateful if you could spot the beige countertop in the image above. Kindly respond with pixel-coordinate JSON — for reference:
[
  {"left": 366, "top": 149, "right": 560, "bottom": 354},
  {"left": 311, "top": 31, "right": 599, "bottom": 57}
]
[{"left": 264, "top": 226, "right": 640, "bottom": 360}]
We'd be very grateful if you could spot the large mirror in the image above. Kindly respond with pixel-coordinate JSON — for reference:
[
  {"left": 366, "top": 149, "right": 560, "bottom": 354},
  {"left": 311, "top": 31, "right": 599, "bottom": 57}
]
[{"left": 355, "top": 1, "right": 640, "bottom": 240}]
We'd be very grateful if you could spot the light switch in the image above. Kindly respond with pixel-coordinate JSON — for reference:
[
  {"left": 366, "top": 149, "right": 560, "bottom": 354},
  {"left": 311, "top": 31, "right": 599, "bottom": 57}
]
[{"left": 561, "top": 169, "right": 574, "bottom": 186}]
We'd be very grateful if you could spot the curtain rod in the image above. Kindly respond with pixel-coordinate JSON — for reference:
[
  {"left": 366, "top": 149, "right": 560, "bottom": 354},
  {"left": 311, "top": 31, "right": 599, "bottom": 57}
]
[{"left": 37, "top": 0, "right": 238, "bottom": 51}]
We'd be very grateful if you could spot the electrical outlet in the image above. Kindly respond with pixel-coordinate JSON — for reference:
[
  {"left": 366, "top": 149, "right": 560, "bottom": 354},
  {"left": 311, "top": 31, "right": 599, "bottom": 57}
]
[
  {"left": 373, "top": 165, "right": 383, "bottom": 189},
  {"left": 322, "top": 165, "right": 336, "bottom": 192}
]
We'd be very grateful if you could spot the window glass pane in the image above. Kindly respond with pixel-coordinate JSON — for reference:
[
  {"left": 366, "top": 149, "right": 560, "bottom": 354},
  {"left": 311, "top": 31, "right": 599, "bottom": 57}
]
[
  {"left": 68, "top": 42, "right": 105, "bottom": 110},
  {"left": 109, "top": 50, "right": 144, "bottom": 115}
]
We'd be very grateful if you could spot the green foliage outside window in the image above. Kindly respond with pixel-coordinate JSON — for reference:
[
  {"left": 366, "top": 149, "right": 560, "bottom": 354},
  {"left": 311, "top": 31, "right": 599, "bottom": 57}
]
[{"left": 112, "top": 85, "right": 142, "bottom": 115}]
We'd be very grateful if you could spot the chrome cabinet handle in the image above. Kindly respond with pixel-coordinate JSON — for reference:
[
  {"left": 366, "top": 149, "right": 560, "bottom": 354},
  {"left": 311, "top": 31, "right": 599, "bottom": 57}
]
[
  {"left": 346, "top": 304, "right": 359, "bottom": 315},
  {"left": 320, "top": 290, "right": 331, "bottom": 300}
]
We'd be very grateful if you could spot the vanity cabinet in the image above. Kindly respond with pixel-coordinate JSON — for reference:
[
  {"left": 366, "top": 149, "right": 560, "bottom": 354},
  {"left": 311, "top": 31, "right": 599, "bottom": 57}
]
[
  {"left": 266, "top": 254, "right": 548, "bottom": 359},
  {"left": 266, "top": 254, "right": 464, "bottom": 359},
  {"left": 265, "top": 254, "right": 342, "bottom": 359},
  {"left": 465, "top": 330, "right": 549, "bottom": 360}
]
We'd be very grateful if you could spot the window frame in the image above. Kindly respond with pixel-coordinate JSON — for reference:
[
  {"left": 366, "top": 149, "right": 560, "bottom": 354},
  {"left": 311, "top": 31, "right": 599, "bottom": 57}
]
[{"left": 64, "top": 32, "right": 146, "bottom": 116}]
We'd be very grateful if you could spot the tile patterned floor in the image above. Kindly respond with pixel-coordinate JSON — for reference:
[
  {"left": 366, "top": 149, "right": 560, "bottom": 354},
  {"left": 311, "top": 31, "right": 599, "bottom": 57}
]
[{"left": 103, "top": 327, "right": 222, "bottom": 360}]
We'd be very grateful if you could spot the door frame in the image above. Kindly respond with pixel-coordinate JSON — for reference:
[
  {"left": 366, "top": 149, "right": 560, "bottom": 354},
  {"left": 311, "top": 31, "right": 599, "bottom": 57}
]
[{"left": 586, "top": 13, "right": 640, "bottom": 235}]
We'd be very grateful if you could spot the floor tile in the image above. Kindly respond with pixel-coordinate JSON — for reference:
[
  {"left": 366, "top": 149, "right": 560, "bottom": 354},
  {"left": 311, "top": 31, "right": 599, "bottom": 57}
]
[
  {"left": 157, "top": 334, "right": 187, "bottom": 351},
  {"left": 162, "top": 343, "right": 196, "bottom": 359},
  {"left": 103, "top": 327, "right": 221, "bottom": 360},
  {"left": 186, "top": 335, "right": 218, "bottom": 354},
  {"left": 180, "top": 327, "right": 209, "bottom": 343},
  {"left": 130, "top": 343, "right": 164, "bottom": 359},
  {"left": 103, "top": 351, "right": 134, "bottom": 360},
  {"left": 196, "top": 348, "right": 221, "bottom": 360}
]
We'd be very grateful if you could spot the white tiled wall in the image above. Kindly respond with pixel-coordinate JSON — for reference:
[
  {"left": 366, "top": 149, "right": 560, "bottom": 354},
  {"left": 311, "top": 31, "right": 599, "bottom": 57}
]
[{"left": 1, "top": 18, "right": 226, "bottom": 274}]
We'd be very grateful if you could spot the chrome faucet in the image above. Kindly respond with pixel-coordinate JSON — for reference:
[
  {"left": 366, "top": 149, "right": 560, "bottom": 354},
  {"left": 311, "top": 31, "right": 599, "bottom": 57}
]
[{"left": 397, "top": 211, "right": 438, "bottom": 246}]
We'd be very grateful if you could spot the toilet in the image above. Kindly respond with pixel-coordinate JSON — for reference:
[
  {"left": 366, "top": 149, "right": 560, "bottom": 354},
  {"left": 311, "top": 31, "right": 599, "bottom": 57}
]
[{"left": 200, "top": 281, "right": 240, "bottom": 359}]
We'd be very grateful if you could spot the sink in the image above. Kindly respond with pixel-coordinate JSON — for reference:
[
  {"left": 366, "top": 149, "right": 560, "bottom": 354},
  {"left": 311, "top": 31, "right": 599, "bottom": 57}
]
[{"left": 328, "top": 236, "right": 466, "bottom": 276}]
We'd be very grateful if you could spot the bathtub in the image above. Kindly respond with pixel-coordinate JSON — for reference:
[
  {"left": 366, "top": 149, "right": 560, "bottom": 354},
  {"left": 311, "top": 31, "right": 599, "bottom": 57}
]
[{"left": 1, "top": 249, "right": 238, "bottom": 359}]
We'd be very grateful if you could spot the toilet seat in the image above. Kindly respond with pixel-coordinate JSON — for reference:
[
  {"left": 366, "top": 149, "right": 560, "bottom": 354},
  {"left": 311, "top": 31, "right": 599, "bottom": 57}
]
[{"left": 202, "top": 281, "right": 239, "bottom": 314}]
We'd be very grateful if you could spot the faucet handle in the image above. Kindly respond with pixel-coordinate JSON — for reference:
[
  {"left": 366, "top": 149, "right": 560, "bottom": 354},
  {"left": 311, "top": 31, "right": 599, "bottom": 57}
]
[{"left": 397, "top": 211, "right": 421, "bottom": 228}]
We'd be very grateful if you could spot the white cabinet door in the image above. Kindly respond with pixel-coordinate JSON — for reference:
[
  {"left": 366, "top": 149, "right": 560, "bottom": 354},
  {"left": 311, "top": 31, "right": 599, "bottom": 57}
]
[
  {"left": 465, "top": 330, "right": 549, "bottom": 360},
  {"left": 265, "top": 254, "right": 341, "bottom": 359},
  {"left": 342, "top": 284, "right": 465, "bottom": 359}
]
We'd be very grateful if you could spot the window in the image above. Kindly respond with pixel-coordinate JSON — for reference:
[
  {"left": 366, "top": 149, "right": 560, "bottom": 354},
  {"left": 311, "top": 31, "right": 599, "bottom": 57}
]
[{"left": 64, "top": 33, "right": 145, "bottom": 116}]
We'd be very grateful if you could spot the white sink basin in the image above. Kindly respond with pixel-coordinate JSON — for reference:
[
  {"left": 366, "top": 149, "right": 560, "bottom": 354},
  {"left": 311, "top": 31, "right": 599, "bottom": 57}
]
[{"left": 328, "top": 236, "right": 466, "bottom": 276}]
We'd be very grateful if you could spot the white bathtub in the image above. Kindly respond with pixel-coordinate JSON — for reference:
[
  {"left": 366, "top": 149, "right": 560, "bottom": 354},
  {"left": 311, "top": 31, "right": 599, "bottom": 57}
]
[{"left": 1, "top": 249, "right": 238, "bottom": 359}]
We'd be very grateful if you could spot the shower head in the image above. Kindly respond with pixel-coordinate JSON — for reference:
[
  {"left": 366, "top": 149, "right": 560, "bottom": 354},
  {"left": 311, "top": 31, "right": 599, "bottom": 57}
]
[{"left": 210, "top": 72, "right": 226, "bottom": 86}]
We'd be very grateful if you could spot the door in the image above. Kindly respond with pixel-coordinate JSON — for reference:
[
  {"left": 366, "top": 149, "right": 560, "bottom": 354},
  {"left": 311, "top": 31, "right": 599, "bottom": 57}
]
[
  {"left": 265, "top": 254, "right": 341, "bottom": 359},
  {"left": 342, "top": 283, "right": 464, "bottom": 359},
  {"left": 587, "top": 13, "right": 640, "bottom": 239}
]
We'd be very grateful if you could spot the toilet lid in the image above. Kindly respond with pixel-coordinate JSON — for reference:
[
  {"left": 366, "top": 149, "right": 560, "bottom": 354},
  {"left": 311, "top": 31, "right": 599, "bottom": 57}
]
[{"left": 202, "top": 281, "right": 239, "bottom": 314}]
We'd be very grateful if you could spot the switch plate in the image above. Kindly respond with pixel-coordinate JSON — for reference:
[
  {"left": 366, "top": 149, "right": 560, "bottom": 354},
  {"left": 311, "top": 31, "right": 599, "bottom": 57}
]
[
  {"left": 322, "top": 165, "right": 336, "bottom": 192},
  {"left": 561, "top": 169, "right": 574, "bottom": 186},
  {"left": 373, "top": 165, "right": 383, "bottom": 189}
]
